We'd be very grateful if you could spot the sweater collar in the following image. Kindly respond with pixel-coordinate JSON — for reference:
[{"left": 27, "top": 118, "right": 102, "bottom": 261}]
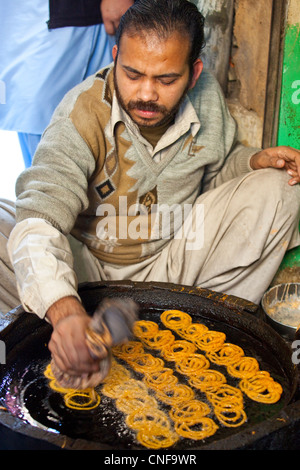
[{"left": 108, "top": 92, "right": 201, "bottom": 153}]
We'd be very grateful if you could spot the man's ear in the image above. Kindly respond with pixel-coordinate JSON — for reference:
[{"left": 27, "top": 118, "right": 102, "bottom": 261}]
[
  {"left": 112, "top": 45, "right": 118, "bottom": 62},
  {"left": 189, "top": 59, "right": 203, "bottom": 89}
]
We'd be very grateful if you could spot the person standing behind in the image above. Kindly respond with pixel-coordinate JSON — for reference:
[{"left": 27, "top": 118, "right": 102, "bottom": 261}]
[{"left": 0, "top": 0, "right": 134, "bottom": 167}]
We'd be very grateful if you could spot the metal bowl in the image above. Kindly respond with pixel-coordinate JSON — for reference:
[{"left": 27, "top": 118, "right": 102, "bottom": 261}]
[{"left": 262, "top": 283, "right": 300, "bottom": 340}]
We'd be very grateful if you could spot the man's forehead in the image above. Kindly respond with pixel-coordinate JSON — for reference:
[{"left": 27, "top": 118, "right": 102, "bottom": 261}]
[
  {"left": 118, "top": 30, "right": 190, "bottom": 53},
  {"left": 116, "top": 33, "right": 191, "bottom": 77}
]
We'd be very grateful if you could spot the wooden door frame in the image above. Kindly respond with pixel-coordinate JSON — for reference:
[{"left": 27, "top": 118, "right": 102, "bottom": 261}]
[{"left": 263, "top": 0, "right": 288, "bottom": 148}]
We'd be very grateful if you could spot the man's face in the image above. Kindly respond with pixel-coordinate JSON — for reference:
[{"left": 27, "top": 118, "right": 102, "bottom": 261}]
[{"left": 112, "top": 32, "right": 203, "bottom": 128}]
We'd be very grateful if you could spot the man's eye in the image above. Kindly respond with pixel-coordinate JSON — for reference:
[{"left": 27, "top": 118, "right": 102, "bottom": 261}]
[
  {"left": 127, "top": 73, "right": 140, "bottom": 81},
  {"left": 160, "top": 79, "right": 176, "bottom": 86}
]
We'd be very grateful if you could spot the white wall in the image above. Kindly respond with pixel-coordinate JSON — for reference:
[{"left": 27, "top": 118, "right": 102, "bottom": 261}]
[{"left": 0, "top": 130, "right": 24, "bottom": 201}]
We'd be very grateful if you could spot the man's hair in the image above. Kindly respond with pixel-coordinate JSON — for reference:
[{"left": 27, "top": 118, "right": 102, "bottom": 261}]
[{"left": 115, "top": 0, "right": 205, "bottom": 68}]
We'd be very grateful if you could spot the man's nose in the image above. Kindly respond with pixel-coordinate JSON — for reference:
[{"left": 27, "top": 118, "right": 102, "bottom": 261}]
[{"left": 136, "top": 79, "right": 158, "bottom": 102}]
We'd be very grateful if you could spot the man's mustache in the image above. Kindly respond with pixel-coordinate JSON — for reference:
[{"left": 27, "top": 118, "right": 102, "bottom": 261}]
[{"left": 127, "top": 100, "right": 167, "bottom": 113}]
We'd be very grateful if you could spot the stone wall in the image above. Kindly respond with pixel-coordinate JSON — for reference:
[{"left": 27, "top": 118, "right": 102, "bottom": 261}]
[
  {"left": 227, "top": 0, "right": 273, "bottom": 148},
  {"left": 194, "top": 0, "right": 234, "bottom": 91},
  {"left": 194, "top": 0, "right": 275, "bottom": 148}
]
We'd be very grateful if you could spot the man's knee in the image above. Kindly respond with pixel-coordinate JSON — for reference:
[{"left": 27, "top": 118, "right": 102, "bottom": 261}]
[
  {"left": 0, "top": 199, "right": 18, "bottom": 312},
  {"left": 0, "top": 199, "right": 16, "bottom": 265},
  {"left": 0, "top": 199, "right": 16, "bottom": 239},
  {"left": 245, "top": 168, "right": 300, "bottom": 220}
]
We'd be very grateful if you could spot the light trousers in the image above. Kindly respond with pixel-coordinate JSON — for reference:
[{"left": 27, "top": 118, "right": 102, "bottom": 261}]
[{"left": 1, "top": 168, "right": 300, "bottom": 316}]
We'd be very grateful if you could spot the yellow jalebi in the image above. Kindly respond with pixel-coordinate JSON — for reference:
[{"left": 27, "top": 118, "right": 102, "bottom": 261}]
[
  {"left": 43, "top": 308, "right": 284, "bottom": 449},
  {"left": 174, "top": 353, "right": 210, "bottom": 376},
  {"left": 159, "top": 310, "right": 283, "bottom": 407},
  {"left": 160, "top": 310, "right": 192, "bottom": 332},
  {"left": 44, "top": 363, "right": 100, "bottom": 410},
  {"left": 188, "top": 369, "right": 227, "bottom": 393},
  {"left": 227, "top": 357, "right": 260, "bottom": 379},
  {"left": 169, "top": 399, "right": 211, "bottom": 423},
  {"left": 239, "top": 371, "right": 283, "bottom": 404},
  {"left": 161, "top": 339, "right": 197, "bottom": 362},
  {"left": 206, "top": 343, "right": 245, "bottom": 366},
  {"left": 102, "top": 359, "right": 179, "bottom": 449},
  {"left": 174, "top": 417, "right": 218, "bottom": 440},
  {"left": 112, "top": 337, "right": 218, "bottom": 440}
]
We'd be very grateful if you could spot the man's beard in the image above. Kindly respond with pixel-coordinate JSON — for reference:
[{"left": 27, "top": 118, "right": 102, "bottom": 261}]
[{"left": 114, "top": 72, "right": 189, "bottom": 128}]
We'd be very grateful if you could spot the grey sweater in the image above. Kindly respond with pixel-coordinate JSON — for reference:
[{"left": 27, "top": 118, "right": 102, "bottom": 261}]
[{"left": 14, "top": 65, "right": 257, "bottom": 266}]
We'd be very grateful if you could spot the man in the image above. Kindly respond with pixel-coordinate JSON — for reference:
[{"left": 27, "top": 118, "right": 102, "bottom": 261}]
[{"left": 1, "top": 0, "right": 300, "bottom": 383}]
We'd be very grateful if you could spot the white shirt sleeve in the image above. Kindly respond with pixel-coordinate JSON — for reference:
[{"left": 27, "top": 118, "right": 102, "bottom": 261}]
[{"left": 7, "top": 218, "right": 81, "bottom": 319}]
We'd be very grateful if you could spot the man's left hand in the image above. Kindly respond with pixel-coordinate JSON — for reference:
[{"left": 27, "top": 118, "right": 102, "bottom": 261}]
[{"left": 250, "top": 146, "right": 300, "bottom": 186}]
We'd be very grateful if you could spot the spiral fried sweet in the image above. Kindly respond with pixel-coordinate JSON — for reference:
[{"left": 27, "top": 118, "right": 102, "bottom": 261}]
[
  {"left": 239, "top": 371, "right": 283, "bottom": 404},
  {"left": 44, "top": 363, "right": 101, "bottom": 410}
]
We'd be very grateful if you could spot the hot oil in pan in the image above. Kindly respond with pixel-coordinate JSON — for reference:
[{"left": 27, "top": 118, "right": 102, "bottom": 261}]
[
  {"left": 1, "top": 359, "right": 137, "bottom": 449},
  {"left": 132, "top": 309, "right": 290, "bottom": 430},
  {"left": 0, "top": 307, "right": 293, "bottom": 450}
]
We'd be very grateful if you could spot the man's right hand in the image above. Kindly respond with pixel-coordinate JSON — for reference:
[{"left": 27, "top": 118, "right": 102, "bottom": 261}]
[
  {"left": 46, "top": 296, "right": 101, "bottom": 378},
  {"left": 100, "top": 0, "right": 134, "bottom": 35}
]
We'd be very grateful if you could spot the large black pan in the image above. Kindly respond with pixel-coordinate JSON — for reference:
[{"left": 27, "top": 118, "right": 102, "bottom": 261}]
[{"left": 0, "top": 281, "right": 299, "bottom": 450}]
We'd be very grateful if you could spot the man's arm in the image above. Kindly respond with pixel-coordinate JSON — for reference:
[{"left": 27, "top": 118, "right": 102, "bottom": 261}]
[
  {"left": 8, "top": 111, "right": 98, "bottom": 376},
  {"left": 46, "top": 296, "right": 100, "bottom": 376},
  {"left": 7, "top": 219, "right": 101, "bottom": 376},
  {"left": 100, "top": 0, "right": 134, "bottom": 35},
  {"left": 250, "top": 145, "right": 300, "bottom": 185},
  {"left": 191, "top": 71, "right": 261, "bottom": 192},
  {"left": 192, "top": 72, "right": 300, "bottom": 190},
  {"left": 6, "top": 220, "right": 99, "bottom": 377}
]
